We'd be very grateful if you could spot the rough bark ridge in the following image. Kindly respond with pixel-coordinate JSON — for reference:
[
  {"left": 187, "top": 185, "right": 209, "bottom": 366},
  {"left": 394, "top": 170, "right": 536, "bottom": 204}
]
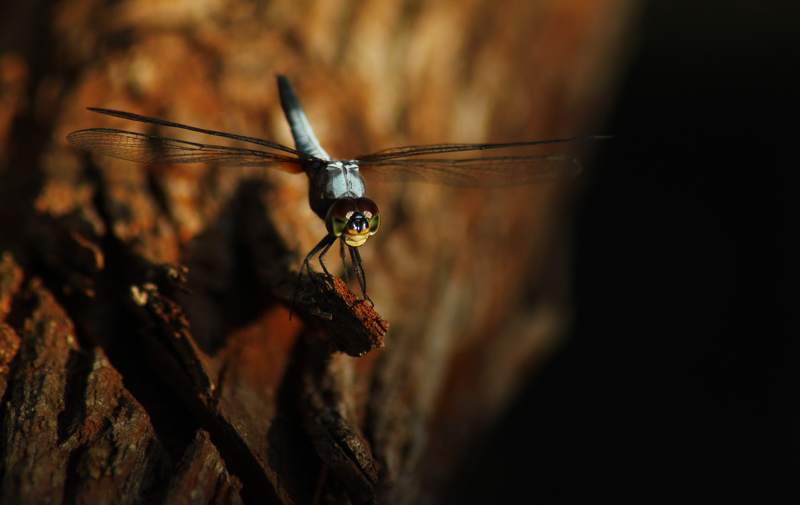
[{"left": 0, "top": 0, "right": 638, "bottom": 503}]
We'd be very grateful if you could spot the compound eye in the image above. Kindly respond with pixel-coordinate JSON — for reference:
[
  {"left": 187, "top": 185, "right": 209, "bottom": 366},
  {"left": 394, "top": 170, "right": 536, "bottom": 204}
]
[
  {"left": 355, "top": 198, "right": 381, "bottom": 235},
  {"left": 326, "top": 199, "right": 358, "bottom": 237},
  {"left": 354, "top": 198, "right": 378, "bottom": 219},
  {"left": 331, "top": 199, "right": 357, "bottom": 220}
]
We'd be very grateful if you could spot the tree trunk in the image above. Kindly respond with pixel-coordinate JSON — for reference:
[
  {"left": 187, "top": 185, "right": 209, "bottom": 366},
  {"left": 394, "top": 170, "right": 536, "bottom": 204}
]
[{"left": 0, "top": 0, "right": 640, "bottom": 503}]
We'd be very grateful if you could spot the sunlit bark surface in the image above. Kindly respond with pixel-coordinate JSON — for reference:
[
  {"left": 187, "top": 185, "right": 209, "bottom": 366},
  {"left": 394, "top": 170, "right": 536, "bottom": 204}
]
[{"left": 0, "top": 0, "right": 639, "bottom": 503}]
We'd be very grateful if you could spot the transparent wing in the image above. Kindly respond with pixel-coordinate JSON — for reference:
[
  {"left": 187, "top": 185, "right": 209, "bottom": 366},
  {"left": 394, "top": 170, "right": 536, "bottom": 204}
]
[
  {"left": 354, "top": 136, "right": 610, "bottom": 162},
  {"left": 67, "top": 129, "right": 307, "bottom": 174},
  {"left": 86, "top": 108, "right": 307, "bottom": 157},
  {"left": 359, "top": 155, "right": 582, "bottom": 187}
]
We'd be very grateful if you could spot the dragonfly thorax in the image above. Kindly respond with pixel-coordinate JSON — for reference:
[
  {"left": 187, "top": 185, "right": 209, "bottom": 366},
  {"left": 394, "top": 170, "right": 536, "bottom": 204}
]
[
  {"left": 308, "top": 160, "right": 367, "bottom": 219},
  {"left": 325, "top": 197, "right": 381, "bottom": 247}
]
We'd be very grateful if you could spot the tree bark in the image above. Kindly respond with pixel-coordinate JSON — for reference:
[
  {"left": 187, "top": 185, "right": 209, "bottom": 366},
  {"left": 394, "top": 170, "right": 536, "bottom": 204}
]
[{"left": 0, "top": 0, "right": 640, "bottom": 503}]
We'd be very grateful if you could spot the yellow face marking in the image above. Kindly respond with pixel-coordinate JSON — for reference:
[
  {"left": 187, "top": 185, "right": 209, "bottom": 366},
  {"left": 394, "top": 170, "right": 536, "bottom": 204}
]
[
  {"left": 343, "top": 234, "right": 369, "bottom": 247},
  {"left": 343, "top": 222, "right": 371, "bottom": 247}
]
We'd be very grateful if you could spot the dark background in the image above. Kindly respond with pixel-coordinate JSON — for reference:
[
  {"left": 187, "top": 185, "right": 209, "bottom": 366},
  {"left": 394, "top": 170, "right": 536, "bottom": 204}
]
[{"left": 454, "top": 0, "right": 800, "bottom": 502}]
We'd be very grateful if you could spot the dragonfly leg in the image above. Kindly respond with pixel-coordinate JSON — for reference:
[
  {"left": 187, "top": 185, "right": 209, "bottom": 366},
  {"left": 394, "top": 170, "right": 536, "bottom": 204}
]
[
  {"left": 349, "top": 246, "right": 374, "bottom": 306},
  {"left": 339, "top": 238, "right": 351, "bottom": 287},
  {"left": 317, "top": 236, "right": 337, "bottom": 277},
  {"left": 291, "top": 234, "right": 336, "bottom": 319}
]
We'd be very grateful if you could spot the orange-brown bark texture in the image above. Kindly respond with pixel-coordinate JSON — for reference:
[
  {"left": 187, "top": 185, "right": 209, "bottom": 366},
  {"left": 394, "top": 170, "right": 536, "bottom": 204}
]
[{"left": 0, "top": 0, "right": 639, "bottom": 503}]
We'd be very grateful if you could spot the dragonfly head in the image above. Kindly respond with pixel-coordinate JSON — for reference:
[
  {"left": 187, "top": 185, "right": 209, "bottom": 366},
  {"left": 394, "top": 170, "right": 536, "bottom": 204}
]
[{"left": 326, "top": 198, "right": 381, "bottom": 247}]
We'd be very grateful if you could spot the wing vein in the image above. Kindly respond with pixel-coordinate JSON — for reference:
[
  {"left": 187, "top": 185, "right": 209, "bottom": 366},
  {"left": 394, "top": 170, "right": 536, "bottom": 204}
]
[
  {"left": 359, "top": 155, "right": 583, "bottom": 187},
  {"left": 66, "top": 129, "right": 306, "bottom": 173}
]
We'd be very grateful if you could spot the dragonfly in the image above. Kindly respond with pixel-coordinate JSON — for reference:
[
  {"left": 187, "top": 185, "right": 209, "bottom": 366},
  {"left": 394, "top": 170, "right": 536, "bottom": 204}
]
[{"left": 67, "top": 75, "right": 608, "bottom": 313}]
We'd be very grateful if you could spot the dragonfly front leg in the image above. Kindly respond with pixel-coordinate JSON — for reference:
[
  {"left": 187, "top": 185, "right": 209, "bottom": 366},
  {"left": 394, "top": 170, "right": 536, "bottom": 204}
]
[
  {"left": 291, "top": 234, "right": 337, "bottom": 318},
  {"left": 316, "top": 236, "right": 337, "bottom": 277},
  {"left": 290, "top": 234, "right": 373, "bottom": 318},
  {"left": 339, "top": 238, "right": 351, "bottom": 287},
  {"left": 299, "top": 234, "right": 336, "bottom": 278},
  {"left": 349, "top": 246, "right": 374, "bottom": 306}
]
